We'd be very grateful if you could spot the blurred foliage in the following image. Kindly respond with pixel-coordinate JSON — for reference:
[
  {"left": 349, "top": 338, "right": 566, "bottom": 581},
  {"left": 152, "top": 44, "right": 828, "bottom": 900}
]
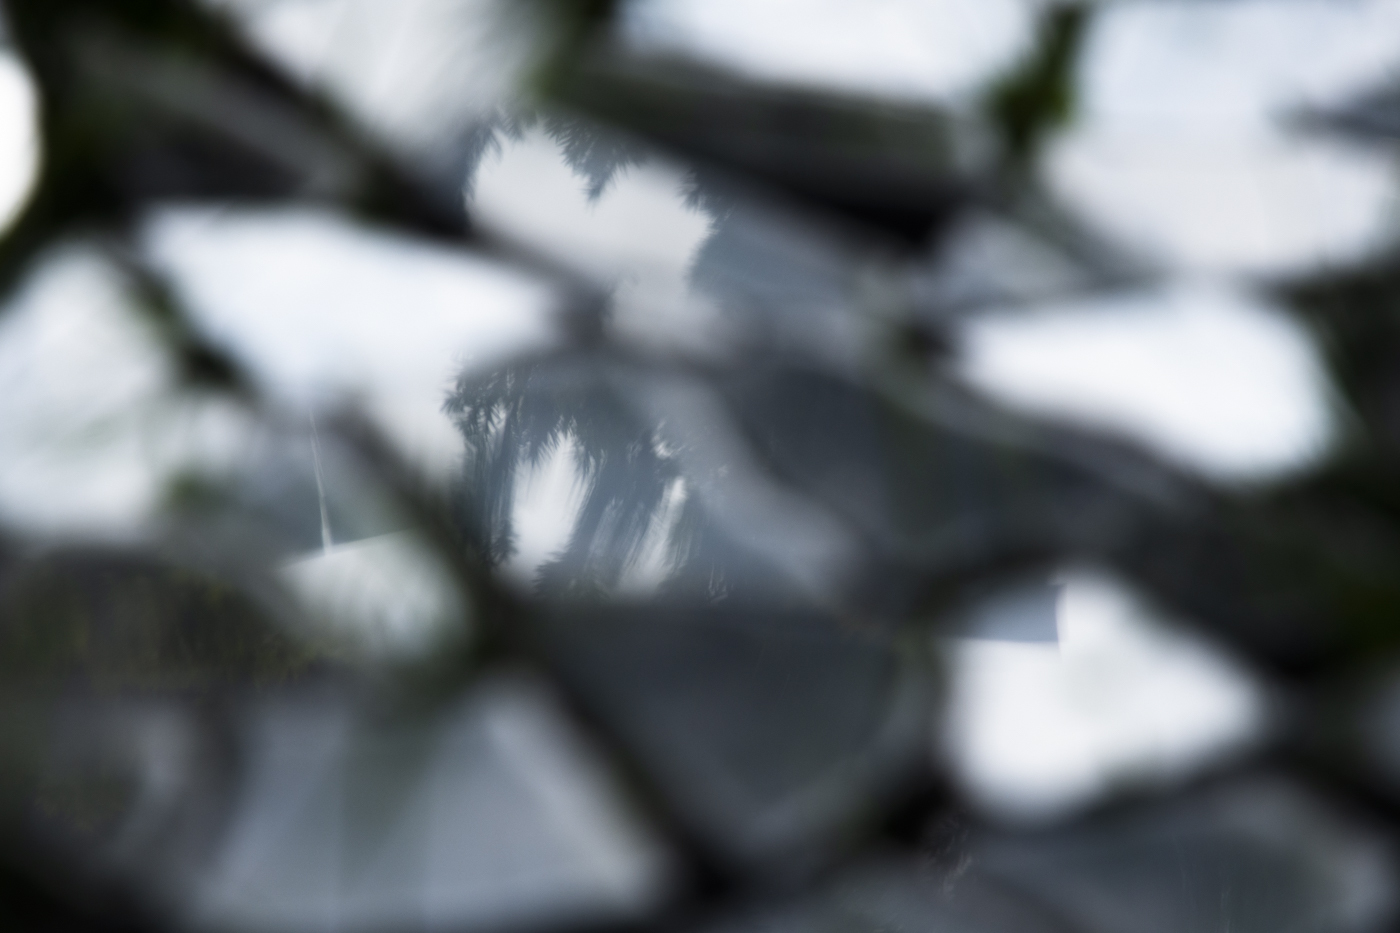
[
  {"left": 985, "top": 3, "right": 1087, "bottom": 168},
  {"left": 0, "top": 550, "right": 317, "bottom": 695},
  {"left": 4, "top": 1, "right": 1400, "bottom": 932}
]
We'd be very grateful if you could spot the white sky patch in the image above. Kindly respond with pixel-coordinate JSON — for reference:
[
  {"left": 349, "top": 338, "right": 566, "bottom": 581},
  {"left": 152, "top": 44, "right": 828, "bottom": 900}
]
[
  {"left": 1051, "top": 0, "right": 1400, "bottom": 274},
  {"left": 470, "top": 127, "right": 718, "bottom": 349},
  {"left": 0, "top": 52, "right": 38, "bottom": 235},
  {"left": 502, "top": 436, "right": 682, "bottom": 596},
  {"left": 202, "top": 0, "right": 522, "bottom": 168},
  {"left": 472, "top": 128, "right": 710, "bottom": 277},
  {"left": 1080, "top": 0, "right": 1400, "bottom": 131},
  {"left": 941, "top": 569, "right": 1265, "bottom": 823},
  {"left": 504, "top": 437, "right": 586, "bottom": 587},
  {"left": 620, "top": 0, "right": 1033, "bottom": 102},
  {"left": 141, "top": 206, "right": 555, "bottom": 481},
  {"left": 0, "top": 247, "right": 172, "bottom": 536},
  {"left": 958, "top": 280, "right": 1336, "bottom": 482},
  {"left": 1049, "top": 127, "right": 1398, "bottom": 275},
  {"left": 0, "top": 244, "right": 258, "bottom": 539},
  {"left": 278, "top": 530, "right": 468, "bottom": 658},
  {"left": 473, "top": 126, "right": 711, "bottom": 273}
]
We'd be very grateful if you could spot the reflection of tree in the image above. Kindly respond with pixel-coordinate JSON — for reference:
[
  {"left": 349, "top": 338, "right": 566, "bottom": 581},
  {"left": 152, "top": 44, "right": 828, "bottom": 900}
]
[
  {"left": 446, "top": 357, "right": 720, "bottom": 598},
  {"left": 450, "top": 114, "right": 852, "bottom": 602}
]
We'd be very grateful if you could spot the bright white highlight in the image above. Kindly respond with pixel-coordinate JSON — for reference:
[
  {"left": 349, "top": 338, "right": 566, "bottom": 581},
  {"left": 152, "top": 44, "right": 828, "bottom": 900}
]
[
  {"left": 1049, "top": 129, "right": 1397, "bottom": 275},
  {"left": 278, "top": 530, "right": 468, "bottom": 657},
  {"left": 621, "top": 0, "right": 1033, "bottom": 102},
  {"left": 0, "top": 245, "right": 258, "bottom": 538},
  {"left": 942, "top": 570, "right": 1265, "bottom": 822},
  {"left": 0, "top": 52, "right": 38, "bottom": 234},
  {"left": 0, "top": 248, "right": 170, "bottom": 536},
  {"left": 142, "top": 206, "right": 554, "bottom": 480},
  {"left": 0, "top": 248, "right": 171, "bottom": 536},
  {"left": 470, "top": 127, "right": 717, "bottom": 349},
  {"left": 471, "top": 128, "right": 710, "bottom": 280},
  {"left": 1080, "top": 0, "right": 1400, "bottom": 131},
  {"left": 959, "top": 281, "right": 1335, "bottom": 481},
  {"left": 205, "top": 0, "right": 520, "bottom": 166},
  {"left": 504, "top": 438, "right": 585, "bottom": 586},
  {"left": 1052, "top": 0, "right": 1400, "bottom": 273}
]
